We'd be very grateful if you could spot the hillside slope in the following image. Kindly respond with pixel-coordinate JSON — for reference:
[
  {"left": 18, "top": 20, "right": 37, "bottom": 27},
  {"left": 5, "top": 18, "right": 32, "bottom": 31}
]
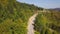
[{"left": 0, "top": 0, "right": 43, "bottom": 34}]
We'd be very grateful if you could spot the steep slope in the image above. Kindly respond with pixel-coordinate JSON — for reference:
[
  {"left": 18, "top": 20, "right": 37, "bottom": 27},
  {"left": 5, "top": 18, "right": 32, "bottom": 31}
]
[
  {"left": 34, "top": 10, "right": 60, "bottom": 34},
  {"left": 0, "top": 0, "right": 43, "bottom": 34}
]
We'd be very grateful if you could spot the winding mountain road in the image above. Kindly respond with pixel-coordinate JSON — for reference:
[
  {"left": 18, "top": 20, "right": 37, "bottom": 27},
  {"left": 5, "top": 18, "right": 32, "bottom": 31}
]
[
  {"left": 27, "top": 13, "right": 38, "bottom": 34},
  {"left": 27, "top": 10, "right": 50, "bottom": 34}
]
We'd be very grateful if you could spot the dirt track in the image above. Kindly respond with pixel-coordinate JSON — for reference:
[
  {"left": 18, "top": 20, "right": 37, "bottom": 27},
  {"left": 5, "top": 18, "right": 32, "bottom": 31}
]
[{"left": 27, "top": 13, "right": 38, "bottom": 34}]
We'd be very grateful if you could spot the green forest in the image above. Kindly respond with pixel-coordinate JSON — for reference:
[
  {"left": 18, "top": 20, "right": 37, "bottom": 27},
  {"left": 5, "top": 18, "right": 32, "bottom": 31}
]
[{"left": 0, "top": 0, "right": 60, "bottom": 34}]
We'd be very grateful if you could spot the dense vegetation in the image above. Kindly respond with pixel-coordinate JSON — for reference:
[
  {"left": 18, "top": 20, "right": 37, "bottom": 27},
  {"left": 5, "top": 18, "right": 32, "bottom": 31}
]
[
  {"left": 0, "top": 0, "right": 43, "bottom": 34},
  {"left": 0, "top": 0, "right": 60, "bottom": 34},
  {"left": 34, "top": 10, "right": 60, "bottom": 34}
]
